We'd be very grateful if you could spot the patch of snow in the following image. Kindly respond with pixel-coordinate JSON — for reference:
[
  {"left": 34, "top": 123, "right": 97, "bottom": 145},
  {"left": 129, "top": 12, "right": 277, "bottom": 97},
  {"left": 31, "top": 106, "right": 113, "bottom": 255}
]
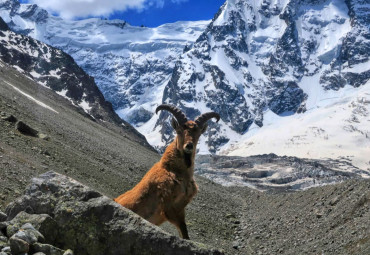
[
  {"left": 78, "top": 93, "right": 92, "bottom": 113},
  {"left": 4, "top": 80, "right": 59, "bottom": 114},
  {"left": 221, "top": 81, "right": 370, "bottom": 171}
]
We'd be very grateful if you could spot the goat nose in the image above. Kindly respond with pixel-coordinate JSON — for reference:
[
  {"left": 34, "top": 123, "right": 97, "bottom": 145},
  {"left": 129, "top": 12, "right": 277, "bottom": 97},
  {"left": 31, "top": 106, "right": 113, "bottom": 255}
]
[{"left": 185, "top": 143, "right": 193, "bottom": 150}]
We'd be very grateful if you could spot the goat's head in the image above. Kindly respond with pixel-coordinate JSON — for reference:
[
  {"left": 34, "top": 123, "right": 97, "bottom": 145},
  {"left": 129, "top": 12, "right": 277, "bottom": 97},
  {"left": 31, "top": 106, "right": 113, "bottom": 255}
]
[{"left": 156, "top": 104, "right": 220, "bottom": 154}]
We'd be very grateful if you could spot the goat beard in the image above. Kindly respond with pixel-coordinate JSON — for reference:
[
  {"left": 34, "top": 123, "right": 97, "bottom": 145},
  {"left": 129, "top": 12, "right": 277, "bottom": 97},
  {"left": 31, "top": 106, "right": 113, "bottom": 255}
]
[{"left": 184, "top": 152, "right": 192, "bottom": 168}]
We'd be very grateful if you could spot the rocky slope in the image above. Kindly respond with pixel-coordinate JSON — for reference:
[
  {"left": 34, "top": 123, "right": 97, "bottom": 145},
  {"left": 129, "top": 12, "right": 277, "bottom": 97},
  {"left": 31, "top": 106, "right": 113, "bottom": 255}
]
[
  {"left": 0, "top": 60, "right": 369, "bottom": 254},
  {"left": 0, "top": 16, "right": 151, "bottom": 149},
  {"left": 0, "top": 60, "right": 240, "bottom": 254}
]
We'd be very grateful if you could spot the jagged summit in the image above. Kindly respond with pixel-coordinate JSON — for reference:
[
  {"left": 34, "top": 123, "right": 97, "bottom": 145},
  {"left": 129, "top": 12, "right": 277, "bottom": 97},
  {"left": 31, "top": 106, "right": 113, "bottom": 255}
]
[{"left": 152, "top": 0, "right": 369, "bottom": 171}]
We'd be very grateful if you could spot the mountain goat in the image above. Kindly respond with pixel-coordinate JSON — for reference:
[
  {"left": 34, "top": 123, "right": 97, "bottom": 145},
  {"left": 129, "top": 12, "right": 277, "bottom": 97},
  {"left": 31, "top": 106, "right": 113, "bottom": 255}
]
[{"left": 115, "top": 104, "right": 220, "bottom": 239}]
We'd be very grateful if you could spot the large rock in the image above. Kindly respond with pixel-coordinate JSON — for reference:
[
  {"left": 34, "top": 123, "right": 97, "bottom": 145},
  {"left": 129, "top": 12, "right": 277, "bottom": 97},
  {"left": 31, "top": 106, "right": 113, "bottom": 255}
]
[
  {"left": 9, "top": 236, "right": 29, "bottom": 255},
  {"left": 5, "top": 171, "right": 222, "bottom": 255}
]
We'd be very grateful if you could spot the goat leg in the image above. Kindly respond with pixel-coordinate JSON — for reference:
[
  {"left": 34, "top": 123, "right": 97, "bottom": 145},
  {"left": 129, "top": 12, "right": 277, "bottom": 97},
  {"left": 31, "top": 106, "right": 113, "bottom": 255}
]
[{"left": 165, "top": 208, "right": 190, "bottom": 239}]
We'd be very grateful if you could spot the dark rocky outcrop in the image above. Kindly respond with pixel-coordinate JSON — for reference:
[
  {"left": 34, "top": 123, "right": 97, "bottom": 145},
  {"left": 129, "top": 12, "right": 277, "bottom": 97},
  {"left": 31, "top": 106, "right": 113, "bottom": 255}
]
[
  {"left": 15, "top": 121, "right": 39, "bottom": 137},
  {"left": 0, "top": 17, "right": 9, "bottom": 31},
  {"left": 4, "top": 172, "right": 222, "bottom": 255}
]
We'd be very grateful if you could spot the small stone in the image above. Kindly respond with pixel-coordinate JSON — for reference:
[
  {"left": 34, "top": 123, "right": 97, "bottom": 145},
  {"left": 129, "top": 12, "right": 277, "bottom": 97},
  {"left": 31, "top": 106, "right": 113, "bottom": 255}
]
[
  {"left": 226, "top": 214, "right": 235, "bottom": 219},
  {"left": 15, "top": 121, "right": 39, "bottom": 137},
  {"left": 0, "top": 211, "right": 7, "bottom": 222},
  {"left": 314, "top": 209, "right": 324, "bottom": 218},
  {"left": 232, "top": 241, "right": 239, "bottom": 249},
  {"left": 329, "top": 196, "right": 340, "bottom": 206},
  {"left": 0, "top": 251, "right": 9, "bottom": 255},
  {"left": 13, "top": 228, "right": 39, "bottom": 245},
  {"left": 63, "top": 249, "right": 74, "bottom": 255},
  {"left": 0, "top": 222, "right": 8, "bottom": 233},
  {"left": 38, "top": 134, "right": 50, "bottom": 141},
  {"left": 9, "top": 236, "right": 29, "bottom": 255},
  {"left": 31, "top": 243, "right": 65, "bottom": 255},
  {"left": 0, "top": 236, "right": 8, "bottom": 249},
  {"left": 21, "top": 223, "right": 45, "bottom": 243},
  {"left": 33, "top": 253, "right": 46, "bottom": 255},
  {"left": 5, "top": 212, "right": 57, "bottom": 243},
  {"left": 1, "top": 115, "right": 17, "bottom": 123},
  {"left": 1, "top": 247, "right": 11, "bottom": 253}
]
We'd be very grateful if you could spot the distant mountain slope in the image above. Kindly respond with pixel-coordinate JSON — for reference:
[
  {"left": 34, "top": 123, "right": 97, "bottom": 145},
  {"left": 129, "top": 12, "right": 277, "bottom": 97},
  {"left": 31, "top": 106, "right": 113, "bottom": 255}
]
[
  {"left": 0, "top": 16, "right": 152, "bottom": 149},
  {"left": 0, "top": 0, "right": 209, "bottom": 126}
]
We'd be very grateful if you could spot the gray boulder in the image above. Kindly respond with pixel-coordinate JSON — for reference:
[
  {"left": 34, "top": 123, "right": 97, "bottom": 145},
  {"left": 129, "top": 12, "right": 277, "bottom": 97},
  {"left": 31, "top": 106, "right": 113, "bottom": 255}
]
[
  {"left": 5, "top": 171, "right": 222, "bottom": 255},
  {"left": 12, "top": 224, "right": 45, "bottom": 245},
  {"left": 9, "top": 236, "right": 29, "bottom": 254}
]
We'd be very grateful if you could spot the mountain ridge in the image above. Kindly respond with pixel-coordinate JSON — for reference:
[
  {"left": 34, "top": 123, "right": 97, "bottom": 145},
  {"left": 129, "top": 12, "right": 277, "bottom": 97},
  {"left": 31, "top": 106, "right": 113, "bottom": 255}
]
[{"left": 154, "top": 0, "right": 369, "bottom": 171}]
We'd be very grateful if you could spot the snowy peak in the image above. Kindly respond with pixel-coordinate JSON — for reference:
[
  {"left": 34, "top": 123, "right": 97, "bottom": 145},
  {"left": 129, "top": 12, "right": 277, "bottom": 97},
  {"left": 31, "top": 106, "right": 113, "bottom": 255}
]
[
  {"left": 0, "top": 0, "right": 48, "bottom": 36},
  {"left": 151, "top": 0, "right": 369, "bottom": 166}
]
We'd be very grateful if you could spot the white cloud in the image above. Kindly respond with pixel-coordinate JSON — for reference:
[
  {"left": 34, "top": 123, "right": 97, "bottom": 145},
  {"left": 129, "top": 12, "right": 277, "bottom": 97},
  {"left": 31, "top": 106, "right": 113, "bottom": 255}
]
[{"left": 27, "top": 0, "right": 188, "bottom": 20}]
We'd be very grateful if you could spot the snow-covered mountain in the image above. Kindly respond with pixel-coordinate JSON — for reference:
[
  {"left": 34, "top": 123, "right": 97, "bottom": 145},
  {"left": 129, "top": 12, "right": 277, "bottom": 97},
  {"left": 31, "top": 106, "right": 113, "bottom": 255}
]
[
  {"left": 0, "top": 0, "right": 209, "bottom": 126},
  {"left": 1, "top": 0, "right": 369, "bottom": 171},
  {"left": 0, "top": 16, "right": 152, "bottom": 148},
  {"left": 153, "top": 0, "right": 369, "bottom": 170}
]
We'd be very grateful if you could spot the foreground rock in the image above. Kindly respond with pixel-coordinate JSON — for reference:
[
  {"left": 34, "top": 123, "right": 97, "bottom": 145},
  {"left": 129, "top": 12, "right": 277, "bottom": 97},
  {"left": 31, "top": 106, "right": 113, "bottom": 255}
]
[{"left": 4, "top": 171, "right": 222, "bottom": 255}]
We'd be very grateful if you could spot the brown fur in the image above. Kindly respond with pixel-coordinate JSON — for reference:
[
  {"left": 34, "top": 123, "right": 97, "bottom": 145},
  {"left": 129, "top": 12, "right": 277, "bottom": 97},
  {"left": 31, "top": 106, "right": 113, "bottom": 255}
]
[{"left": 115, "top": 120, "right": 205, "bottom": 239}]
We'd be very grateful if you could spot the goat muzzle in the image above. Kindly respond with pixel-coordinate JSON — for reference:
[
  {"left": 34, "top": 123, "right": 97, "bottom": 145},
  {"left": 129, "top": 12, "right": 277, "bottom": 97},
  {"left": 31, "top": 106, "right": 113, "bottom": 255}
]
[{"left": 184, "top": 143, "right": 194, "bottom": 154}]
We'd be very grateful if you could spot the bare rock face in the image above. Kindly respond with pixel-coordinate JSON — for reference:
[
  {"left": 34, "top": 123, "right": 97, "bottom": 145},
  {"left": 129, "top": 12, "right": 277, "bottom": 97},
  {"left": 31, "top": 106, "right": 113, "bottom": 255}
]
[{"left": 5, "top": 171, "right": 222, "bottom": 255}]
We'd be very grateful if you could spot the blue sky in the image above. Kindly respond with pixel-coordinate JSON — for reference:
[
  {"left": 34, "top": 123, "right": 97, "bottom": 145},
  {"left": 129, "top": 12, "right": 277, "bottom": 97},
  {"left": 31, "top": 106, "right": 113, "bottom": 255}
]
[{"left": 21, "top": 0, "right": 225, "bottom": 27}]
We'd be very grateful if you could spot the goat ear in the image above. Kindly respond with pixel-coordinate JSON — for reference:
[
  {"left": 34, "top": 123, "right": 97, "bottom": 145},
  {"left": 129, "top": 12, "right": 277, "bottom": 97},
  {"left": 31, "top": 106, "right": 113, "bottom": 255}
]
[
  {"left": 171, "top": 117, "right": 179, "bottom": 130},
  {"left": 201, "top": 123, "right": 208, "bottom": 134}
]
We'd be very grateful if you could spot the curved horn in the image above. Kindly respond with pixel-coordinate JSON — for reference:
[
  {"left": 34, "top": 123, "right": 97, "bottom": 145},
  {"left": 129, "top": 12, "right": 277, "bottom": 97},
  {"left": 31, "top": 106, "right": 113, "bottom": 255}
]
[
  {"left": 195, "top": 112, "right": 220, "bottom": 127},
  {"left": 156, "top": 104, "right": 188, "bottom": 126}
]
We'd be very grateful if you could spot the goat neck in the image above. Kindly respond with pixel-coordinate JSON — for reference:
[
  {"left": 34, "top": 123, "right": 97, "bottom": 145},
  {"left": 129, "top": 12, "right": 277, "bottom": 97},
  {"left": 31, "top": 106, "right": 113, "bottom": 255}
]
[{"left": 160, "top": 136, "right": 195, "bottom": 175}]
